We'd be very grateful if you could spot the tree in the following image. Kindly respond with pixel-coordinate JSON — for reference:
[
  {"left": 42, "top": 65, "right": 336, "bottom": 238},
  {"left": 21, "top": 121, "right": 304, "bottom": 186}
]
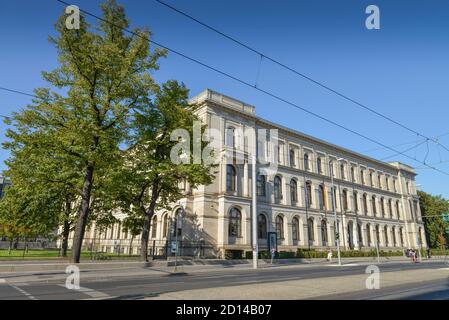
[
  {"left": 3, "top": 0, "right": 165, "bottom": 263},
  {"left": 0, "top": 183, "right": 61, "bottom": 250},
  {"left": 418, "top": 191, "right": 449, "bottom": 249},
  {"left": 122, "top": 216, "right": 144, "bottom": 256},
  {"left": 111, "top": 81, "right": 216, "bottom": 261}
]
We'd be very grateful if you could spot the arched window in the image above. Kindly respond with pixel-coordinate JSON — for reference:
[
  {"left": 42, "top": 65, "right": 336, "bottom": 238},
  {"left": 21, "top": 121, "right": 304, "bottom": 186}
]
[
  {"left": 317, "top": 157, "right": 322, "bottom": 174},
  {"left": 378, "top": 175, "right": 382, "bottom": 189},
  {"left": 406, "top": 182, "right": 410, "bottom": 194},
  {"left": 388, "top": 199, "right": 393, "bottom": 218},
  {"left": 257, "top": 214, "right": 267, "bottom": 239},
  {"left": 386, "top": 177, "right": 390, "bottom": 191},
  {"left": 228, "top": 207, "right": 242, "bottom": 237},
  {"left": 363, "top": 193, "right": 368, "bottom": 215},
  {"left": 305, "top": 181, "right": 312, "bottom": 207},
  {"left": 347, "top": 222, "right": 354, "bottom": 249},
  {"left": 384, "top": 225, "right": 389, "bottom": 246},
  {"left": 358, "top": 223, "right": 363, "bottom": 247},
  {"left": 290, "top": 179, "right": 298, "bottom": 205},
  {"left": 366, "top": 224, "right": 371, "bottom": 246},
  {"left": 375, "top": 225, "right": 380, "bottom": 244},
  {"left": 321, "top": 220, "right": 328, "bottom": 245},
  {"left": 372, "top": 196, "right": 377, "bottom": 215},
  {"left": 290, "top": 149, "right": 295, "bottom": 167},
  {"left": 162, "top": 214, "right": 169, "bottom": 238},
  {"left": 353, "top": 191, "right": 359, "bottom": 212},
  {"left": 292, "top": 217, "right": 300, "bottom": 241},
  {"left": 276, "top": 215, "right": 284, "bottom": 239},
  {"left": 307, "top": 218, "right": 314, "bottom": 242},
  {"left": 370, "top": 172, "right": 374, "bottom": 186},
  {"left": 342, "top": 189, "right": 348, "bottom": 211},
  {"left": 351, "top": 167, "right": 355, "bottom": 182},
  {"left": 381, "top": 197, "right": 385, "bottom": 217},
  {"left": 331, "top": 186, "right": 337, "bottom": 211},
  {"left": 392, "top": 226, "right": 396, "bottom": 247},
  {"left": 318, "top": 184, "right": 326, "bottom": 210},
  {"left": 226, "top": 126, "right": 235, "bottom": 148},
  {"left": 256, "top": 174, "right": 266, "bottom": 196},
  {"left": 340, "top": 163, "right": 345, "bottom": 180},
  {"left": 399, "top": 227, "right": 404, "bottom": 247},
  {"left": 226, "top": 164, "right": 236, "bottom": 192},
  {"left": 396, "top": 201, "right": 401, "bottom": 219},
  {"left": 304, "top": 153, "right": 310, "bottom": 171},
  {"left": 360, "top": 169, "right": 365, "bottom": 184},
  {"left": 274, "top": 176, "right": 282, "bottom": 204},
  {"left": 151, "top": 215, "right": 158, "bottom": 238}
]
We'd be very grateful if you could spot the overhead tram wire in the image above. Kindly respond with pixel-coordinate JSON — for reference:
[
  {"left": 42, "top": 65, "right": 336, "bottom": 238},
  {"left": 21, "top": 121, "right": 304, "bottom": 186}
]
[
  {"left": 380, "top": 139, "right": 428, "bottom": 161},
  {"left": 154, "top": 0, "right": 449, "bottom": 155},
  {"left": 0, "top": 86, "right": 39, "bottom": 120},
  {"left": 10, "top": 1, "right": 438, "bottom": 177}
]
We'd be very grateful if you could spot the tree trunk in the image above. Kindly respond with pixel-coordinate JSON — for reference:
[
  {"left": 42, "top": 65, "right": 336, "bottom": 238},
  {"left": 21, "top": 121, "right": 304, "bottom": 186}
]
[
  {"left": 140, "top": 213, "right": 151, "bottom": 262},
  {"left": 60, "top": 195, "right": 72, "bottom": 257},
  {"left": 71, "top": 165, "right": 95, "bottom": 263},
  {"left": 129, "top": 235, "right": 134, "bottom": 256},
  {"left": 140, "top": 182, "right": 159, "bottom": 262}
]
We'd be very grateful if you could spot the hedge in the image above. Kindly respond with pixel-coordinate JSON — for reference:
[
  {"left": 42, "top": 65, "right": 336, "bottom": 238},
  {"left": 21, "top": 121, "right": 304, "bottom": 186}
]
[{"left": 242, "top": 248, "right": 404, "bottom": 260}]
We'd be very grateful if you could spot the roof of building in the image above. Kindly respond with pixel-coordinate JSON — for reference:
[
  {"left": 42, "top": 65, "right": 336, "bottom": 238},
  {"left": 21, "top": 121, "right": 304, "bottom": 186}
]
[{"left": 191, "top": 88, "right": 416, "bottom": 175}]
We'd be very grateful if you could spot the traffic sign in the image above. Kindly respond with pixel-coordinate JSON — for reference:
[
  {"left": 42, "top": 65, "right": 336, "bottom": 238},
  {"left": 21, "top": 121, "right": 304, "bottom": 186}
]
[{"left": 170, "top": 241, "right": 178, "bottom": 253}]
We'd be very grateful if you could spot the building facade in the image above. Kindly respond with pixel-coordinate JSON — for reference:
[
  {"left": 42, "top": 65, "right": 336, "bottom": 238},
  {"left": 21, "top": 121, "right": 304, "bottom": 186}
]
[{"left": 79, "top": 89, "right": 427, "bottom": 258}]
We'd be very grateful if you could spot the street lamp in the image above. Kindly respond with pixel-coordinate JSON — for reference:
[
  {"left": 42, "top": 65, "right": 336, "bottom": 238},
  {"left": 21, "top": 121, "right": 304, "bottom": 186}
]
[
  {"left": 173, "top": 206, "right": 184, "bottom": 272},
  {"left": 252, "top": 153, "right": 258, "bottom": 269},
  {"left": 329, "top": 159, "right": 342, "bottom": 266}
]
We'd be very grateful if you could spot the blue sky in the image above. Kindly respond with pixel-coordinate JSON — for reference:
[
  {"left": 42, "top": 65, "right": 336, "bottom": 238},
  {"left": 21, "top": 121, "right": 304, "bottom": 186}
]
[{"left": 0, "top": 0, "right": 448, "bottom": 197}]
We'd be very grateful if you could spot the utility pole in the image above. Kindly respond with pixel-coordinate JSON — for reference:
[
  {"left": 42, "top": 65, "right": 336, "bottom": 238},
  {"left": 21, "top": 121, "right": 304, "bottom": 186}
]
[
  {"left": 303, "top": 172, "right": 310, "bottom": 250},
  {"left": 173, "top": 207, "right": 184, "bottom": 273},
  {"left": 329, "top": 161, "right": 342, "bottom": 266},
  {"left": 252, "top": 154, "right": 258, "bottom": 269}
]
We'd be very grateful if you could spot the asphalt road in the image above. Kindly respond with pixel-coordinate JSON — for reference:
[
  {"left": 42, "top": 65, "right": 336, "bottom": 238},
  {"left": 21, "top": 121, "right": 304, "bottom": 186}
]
[{"left": 0, "top": 261, "right": 447, "bottom": 300}]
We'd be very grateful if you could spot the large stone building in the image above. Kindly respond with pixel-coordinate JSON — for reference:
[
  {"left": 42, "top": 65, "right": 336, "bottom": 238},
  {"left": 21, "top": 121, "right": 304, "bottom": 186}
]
[{"left": 79, "top": 89, "right": 427, "bottom": 258}]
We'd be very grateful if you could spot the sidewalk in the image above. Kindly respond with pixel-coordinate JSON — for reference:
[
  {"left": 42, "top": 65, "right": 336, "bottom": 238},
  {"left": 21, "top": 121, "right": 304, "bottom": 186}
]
[
  {"left": 0, "top": 255, "right": 436, "bottom": 273},
  {"left": 0, "top": 256, "right": 442, "bottom": 285},
  {"left": 147, "top": 266, "right": 449, "bottom": 300}
]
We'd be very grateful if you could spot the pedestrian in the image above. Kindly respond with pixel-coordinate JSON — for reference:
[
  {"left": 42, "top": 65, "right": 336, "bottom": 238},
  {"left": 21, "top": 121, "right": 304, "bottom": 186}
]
[
  {"left": 426, "top": 247, "right": 431, "bottom": 259},
  {"left": 411, "top": 250, "right": 417, "bottom": 263},
  {"left": 327, "top": 248, "right": 333, "bottom": 262}
]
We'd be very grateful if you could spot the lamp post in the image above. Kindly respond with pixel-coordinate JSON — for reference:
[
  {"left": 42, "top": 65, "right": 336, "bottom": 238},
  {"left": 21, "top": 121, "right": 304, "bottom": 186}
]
[
  {"left": 252, "top": 154, "right": 258, "bottom": 269},
  {"left": 329, "top": 160, "right": 342, "bottom": 266},
  {"left": 173, "top": 207, "right": 184, "bottom": 272}
]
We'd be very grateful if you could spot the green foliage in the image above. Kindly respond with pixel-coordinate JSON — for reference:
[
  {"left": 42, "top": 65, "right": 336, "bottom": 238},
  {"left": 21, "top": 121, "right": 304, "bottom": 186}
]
[
  {"left": 225, "top": 250, "right": 244, "bottom": 260},
  {"left": 0, "top": 1, "right": 215, "bottom": 262},
  {"left": 1, "top": 0, "right": 166, "bottom": 262},
  {"left": 109, "top": 80, "right": 216, "bottom": 260},
  {"left": 418, "top": 191, "right": 449, "bottom": 249}
]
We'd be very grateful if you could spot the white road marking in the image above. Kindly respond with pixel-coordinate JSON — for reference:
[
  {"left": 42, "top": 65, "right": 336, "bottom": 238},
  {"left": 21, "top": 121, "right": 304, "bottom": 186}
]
[
  {"left": 327, "top": 263, "right": 360, "bottom": 267},
  {"left": 59, "top": 284, "right": 111, "bottom": 299},
  {"left": 10, "top": 285, "right": 37, "bottom": 300}
]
